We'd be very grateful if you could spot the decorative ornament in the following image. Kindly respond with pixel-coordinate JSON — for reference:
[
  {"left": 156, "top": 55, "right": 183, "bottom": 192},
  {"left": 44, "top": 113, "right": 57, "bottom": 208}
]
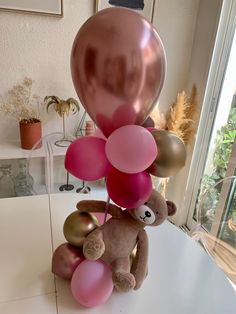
[{"left": 44, "top": 96, "right": 80, "bottom": 147}]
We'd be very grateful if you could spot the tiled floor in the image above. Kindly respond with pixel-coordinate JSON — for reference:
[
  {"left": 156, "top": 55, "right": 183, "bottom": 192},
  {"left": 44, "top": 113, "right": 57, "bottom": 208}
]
[
  {"left": 0, "top": 196, "right": 54, "bottom": 304},
  {"left": 1, "top": 191, "right": 236, "bottom": 314},
  {"left": 0, "top": 191, "right": 107, "bottom": 314}
]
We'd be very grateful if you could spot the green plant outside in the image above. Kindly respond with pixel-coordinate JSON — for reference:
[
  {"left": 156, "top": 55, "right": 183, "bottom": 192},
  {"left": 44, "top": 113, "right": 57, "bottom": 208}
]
[{"left": 197, "top": 97, "right": 236, "bottom": 246}]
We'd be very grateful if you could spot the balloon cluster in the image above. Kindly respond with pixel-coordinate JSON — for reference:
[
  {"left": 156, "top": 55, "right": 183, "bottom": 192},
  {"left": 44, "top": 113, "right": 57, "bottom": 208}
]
[
  {"left": 56, "top": 7, "right": 187, "bottom": 308},
  {"left": 65, "top": 8, "right": 186, "bottom": 209},
  {"left": 66, "top": 127, "right": 186, "bottom": 208},
  {"left": 52, "top": 210, "right": 114, "bottom": 307},
  {"left": 66, "top": 125, "right": 159, "bottom": 208}
]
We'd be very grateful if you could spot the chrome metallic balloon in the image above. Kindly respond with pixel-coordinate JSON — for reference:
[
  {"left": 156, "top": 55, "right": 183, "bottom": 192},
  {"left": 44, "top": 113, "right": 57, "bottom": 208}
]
[
  {"left": 63, "top": 211, "right": 99, "bottom": 247},
  {"left": 71, "top": 7, "right": 166, "bottom": 137},
  {"left": 142, "top": 116, "right": 155, "bottom": 128},
  {"left": 52, "top": 243, "right": 84, "bottom": 280},
  {"left": 149, "top": 130, "right": 187, "bottom": 177}
]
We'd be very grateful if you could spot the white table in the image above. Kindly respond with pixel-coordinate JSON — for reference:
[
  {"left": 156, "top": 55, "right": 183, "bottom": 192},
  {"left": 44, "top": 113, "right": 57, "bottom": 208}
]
[{"left": 0, "top": 193, "right": 235, "bottom": 314}]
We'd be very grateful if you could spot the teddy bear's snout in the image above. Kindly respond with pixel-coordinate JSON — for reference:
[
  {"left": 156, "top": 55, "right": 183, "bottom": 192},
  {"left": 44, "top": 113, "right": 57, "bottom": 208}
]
[{"left": 134, "top": 205, "right": 156, "bottom": 225}]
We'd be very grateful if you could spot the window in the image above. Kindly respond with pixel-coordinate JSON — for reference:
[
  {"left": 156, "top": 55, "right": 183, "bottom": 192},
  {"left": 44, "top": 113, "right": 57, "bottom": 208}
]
[{"left": 183, "top": 0, "right": 236, "bottom": 231}]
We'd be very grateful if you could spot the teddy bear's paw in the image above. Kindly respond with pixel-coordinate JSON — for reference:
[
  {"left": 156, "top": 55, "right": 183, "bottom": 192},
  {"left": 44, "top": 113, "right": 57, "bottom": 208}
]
[
  {"left": 113, "top": 272, "right": 136, "bottom": 292},
  {"left": 83, "top": 238, "right": 105, "bottom": 260}
]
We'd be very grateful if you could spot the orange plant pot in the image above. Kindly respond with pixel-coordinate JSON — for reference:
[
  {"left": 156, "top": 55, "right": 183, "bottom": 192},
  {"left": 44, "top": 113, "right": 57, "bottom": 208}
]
[{"left": 19, "top": 119, "right": 42, "bottom": 150}]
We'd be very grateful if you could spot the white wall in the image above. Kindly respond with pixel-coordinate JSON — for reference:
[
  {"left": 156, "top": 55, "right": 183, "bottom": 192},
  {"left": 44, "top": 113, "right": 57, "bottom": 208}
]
[
  {"left": 153, "top": 0, "right": 200, "bottom": 112},
  {"left": 0, "top": 0, "right": 94, "bottom": 142},
  {"left": 0, "top": 0, "right": 201, "bottom": 143}
]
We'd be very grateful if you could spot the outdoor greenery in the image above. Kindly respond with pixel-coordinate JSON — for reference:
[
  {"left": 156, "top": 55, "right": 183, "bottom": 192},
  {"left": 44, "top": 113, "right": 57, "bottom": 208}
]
[{"left": 197, "top": 96, "right": 236, "bottom": 245}]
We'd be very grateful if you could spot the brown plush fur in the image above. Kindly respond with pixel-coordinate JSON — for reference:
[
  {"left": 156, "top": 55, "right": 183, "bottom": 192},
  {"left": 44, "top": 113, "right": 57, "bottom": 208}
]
[{"left": 77, "top": 190, "right": 176, "bottom": 292}]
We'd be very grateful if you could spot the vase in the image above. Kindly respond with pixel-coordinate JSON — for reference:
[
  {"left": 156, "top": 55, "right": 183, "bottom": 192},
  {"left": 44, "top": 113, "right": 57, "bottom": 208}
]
[
  {"left": 14, "top": 158, "right": 34, "bottom": 196},
  {"left": 19, "top": 119, "right": 42, "bottom": 150},
  {"left": 0, "top": 164, "right": 15, "bottom": 198}
]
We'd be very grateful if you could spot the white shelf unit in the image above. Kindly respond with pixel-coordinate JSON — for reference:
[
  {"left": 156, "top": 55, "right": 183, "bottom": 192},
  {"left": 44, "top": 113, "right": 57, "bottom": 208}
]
[
  {"left": 0, "top": 137, "right": 106, "bottom": 198},
  {"left": 0, "top": 136, "right": 70, "bottom": 197}
]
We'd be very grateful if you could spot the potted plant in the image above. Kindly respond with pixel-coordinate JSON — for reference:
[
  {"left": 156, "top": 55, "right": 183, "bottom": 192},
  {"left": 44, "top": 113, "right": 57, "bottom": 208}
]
[{"left": 0, "top": 77, "right": 42, "bottom": 149}]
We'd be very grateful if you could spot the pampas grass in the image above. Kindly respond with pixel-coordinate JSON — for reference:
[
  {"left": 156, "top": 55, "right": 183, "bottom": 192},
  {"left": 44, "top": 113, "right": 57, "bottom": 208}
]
[
  {"left": 181, "top": 84, "right": 198, "bottom": 144},
  {"left": 151, "top": 106, "right": 167, "bottom": 129},
  {"left": 165, "top": 85, "right": 198, "bottom": 144}
]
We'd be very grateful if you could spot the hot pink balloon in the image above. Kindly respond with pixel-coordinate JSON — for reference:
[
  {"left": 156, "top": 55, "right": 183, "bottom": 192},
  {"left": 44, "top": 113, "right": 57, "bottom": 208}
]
[
  {"left": 71, "top": 260, "right": 113, "bottom": 308},
  {"left": 105, "top": 125, "right": 158, "bottom": 174},
  {"left": 65, "top": 137, "right": 110, "bottom": 181},
  {"left": 106, "top": 167, "right": 152, "bottom": 208},
  {"left": 71, "top": 8, "right": 166, "bottom": 137},
  {"left": 52, "top": 243, "right": 84, "bottom": 280}
]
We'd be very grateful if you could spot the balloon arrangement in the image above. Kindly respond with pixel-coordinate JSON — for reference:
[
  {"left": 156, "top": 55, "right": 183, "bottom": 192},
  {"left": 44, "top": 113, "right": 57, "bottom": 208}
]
[{"left": 52, "top": 7, "right": 187, "bottom": 308}]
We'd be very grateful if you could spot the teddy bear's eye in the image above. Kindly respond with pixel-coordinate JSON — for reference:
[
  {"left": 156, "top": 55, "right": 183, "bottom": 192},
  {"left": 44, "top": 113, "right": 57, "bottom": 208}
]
[
  {"left": 156, "top": 211, "right": 159, "bottom": 215},
  {"left": 144, "top": 202, "right": 148, "bottom": 205}
]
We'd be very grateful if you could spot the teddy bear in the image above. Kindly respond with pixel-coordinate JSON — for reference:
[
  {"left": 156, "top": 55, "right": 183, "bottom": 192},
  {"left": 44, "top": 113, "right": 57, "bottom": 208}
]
[{"left": 76, "top": 189, "right": 176, "bottom": 292}]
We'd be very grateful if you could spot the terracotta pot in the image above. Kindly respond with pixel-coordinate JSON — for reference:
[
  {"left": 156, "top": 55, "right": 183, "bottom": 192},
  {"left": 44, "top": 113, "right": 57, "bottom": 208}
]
[{"left": 19, "top": 119, "right": 42, "bottom": 150}]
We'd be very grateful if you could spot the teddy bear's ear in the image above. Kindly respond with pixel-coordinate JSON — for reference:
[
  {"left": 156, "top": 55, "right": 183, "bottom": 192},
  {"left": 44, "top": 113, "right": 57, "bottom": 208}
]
[{"left": 166, "top": 201, "right": 177, "bottom": 216}]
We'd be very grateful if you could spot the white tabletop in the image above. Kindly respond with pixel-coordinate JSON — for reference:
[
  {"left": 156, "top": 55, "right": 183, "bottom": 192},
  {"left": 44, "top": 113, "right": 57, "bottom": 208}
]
[{"left": 0, "top": 193, "right": 235, "bottom": 314}]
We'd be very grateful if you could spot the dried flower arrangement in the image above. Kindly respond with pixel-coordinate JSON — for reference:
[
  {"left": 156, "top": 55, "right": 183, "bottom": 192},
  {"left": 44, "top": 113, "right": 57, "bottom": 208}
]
[
  {"left": 165, "top": 84, "right": 198, "bottom": 144},
  {"left": 151, "top": 84, "right": 198, "bottom": 145},
  {"left": 0, "top": 77, "right": 41, "bottom": 124}
]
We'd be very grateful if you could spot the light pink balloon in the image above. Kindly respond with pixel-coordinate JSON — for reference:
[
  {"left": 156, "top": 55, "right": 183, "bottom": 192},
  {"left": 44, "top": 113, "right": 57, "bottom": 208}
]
[
  {"left": 106, "top": 167, "right": 152, "bottom": 208},
  {"left": 94, "top": 212, "right": 112, "bottom": 225},
  {"left": 105, "top": 125, "right": 158, "bottom": 173},
  {"left": 71, "top": 260, "right": 113, "bottom": 308},
  {"left": 65, "top": 137, "right": 110, "bottom": 181}
]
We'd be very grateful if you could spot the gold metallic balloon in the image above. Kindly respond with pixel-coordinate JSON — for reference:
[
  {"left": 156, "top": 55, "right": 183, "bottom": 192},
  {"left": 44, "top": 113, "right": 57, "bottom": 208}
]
[
  {"left": 149, "top": 130, "right": 187, "bottom": 178},
  {"left": 130, "top": 245, "right": 137, "bottom": 266},
  {"left": 63, "top": 211, "right": 99, "bottom": 247}
]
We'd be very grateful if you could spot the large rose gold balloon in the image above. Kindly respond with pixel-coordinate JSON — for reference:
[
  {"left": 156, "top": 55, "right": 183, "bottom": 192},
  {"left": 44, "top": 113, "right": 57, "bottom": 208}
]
[
  {"left": 71, "top": 7, "right": 166, "bottom": 137},
  {"left": 148, "top": 130, "right": 187, "bottom": 178}
]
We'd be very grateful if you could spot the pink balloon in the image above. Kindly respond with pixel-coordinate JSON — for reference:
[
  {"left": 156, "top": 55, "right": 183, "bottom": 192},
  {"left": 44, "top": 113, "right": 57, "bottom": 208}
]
[
  {"left": 105, "top": 125, "right": 158, "bottom": 174},
  {"left": 52, "top": 243, "right": 84, "bottom": 280},
  {"left": 146, "top": 127, "right": 158, "bottom": 132},
  {"left": 71, "top": 8, "right": 166, "bottom": 137},
  {"left": 94, "top": 212, "right": 112, "bottom": 225},
  {"left": 65, "top": 137, "right": 110, "bottom": 181},
  {"left": 71, "top": 260, "right": 113, "bottom": 308},
  {"left": 106, "top": 167, "right": 152, "bottom": 208}
]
